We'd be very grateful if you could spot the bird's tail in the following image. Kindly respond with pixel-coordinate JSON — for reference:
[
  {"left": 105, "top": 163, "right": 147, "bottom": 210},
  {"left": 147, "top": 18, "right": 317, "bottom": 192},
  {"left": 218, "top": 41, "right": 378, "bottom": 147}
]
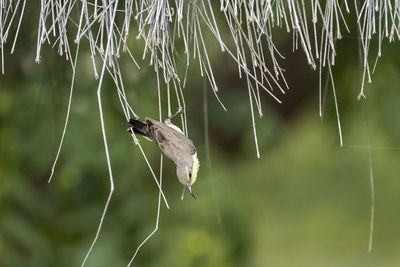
[{"left": 128, "top": 119, "right": 150, "bottom": 137}]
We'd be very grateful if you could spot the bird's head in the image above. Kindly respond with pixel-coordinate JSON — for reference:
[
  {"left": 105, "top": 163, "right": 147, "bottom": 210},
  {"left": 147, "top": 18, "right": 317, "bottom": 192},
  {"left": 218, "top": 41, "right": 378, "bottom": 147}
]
[{"left": 176, "top": 153, "right": 200, "bottom": 198}]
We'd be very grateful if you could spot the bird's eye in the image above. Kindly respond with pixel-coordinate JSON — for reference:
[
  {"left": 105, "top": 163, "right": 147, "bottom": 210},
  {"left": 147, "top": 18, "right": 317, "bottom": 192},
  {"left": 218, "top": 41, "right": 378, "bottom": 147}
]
[{"left": 189, "top": 172, "right": 192, "bottom": 178}]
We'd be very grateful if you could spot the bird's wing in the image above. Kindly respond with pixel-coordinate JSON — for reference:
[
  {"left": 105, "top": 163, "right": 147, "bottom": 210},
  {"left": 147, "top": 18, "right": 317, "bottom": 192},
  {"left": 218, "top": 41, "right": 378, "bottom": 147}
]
[{"left": 146, "top": 119, "right": 196, "bottom": 162}]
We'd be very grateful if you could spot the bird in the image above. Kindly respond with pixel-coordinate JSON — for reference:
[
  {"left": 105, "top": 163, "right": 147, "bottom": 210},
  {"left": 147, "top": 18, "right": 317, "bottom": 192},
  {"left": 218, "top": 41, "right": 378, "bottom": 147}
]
[{"left": 128, "top": 108, "right": 199, "bottom": 198}]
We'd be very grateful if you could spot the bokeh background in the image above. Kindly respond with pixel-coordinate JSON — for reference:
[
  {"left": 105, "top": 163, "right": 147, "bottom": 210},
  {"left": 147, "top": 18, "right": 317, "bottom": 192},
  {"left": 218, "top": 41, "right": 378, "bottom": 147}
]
[{"left": 1, "top": 4, "right": 400, "bottom": 267}]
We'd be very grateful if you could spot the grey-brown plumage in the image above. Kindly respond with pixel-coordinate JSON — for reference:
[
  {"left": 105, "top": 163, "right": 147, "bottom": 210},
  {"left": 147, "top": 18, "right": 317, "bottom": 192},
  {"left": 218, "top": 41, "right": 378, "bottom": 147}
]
[{"left": 128, "top": 117, "right": 199, "bottom": 198}]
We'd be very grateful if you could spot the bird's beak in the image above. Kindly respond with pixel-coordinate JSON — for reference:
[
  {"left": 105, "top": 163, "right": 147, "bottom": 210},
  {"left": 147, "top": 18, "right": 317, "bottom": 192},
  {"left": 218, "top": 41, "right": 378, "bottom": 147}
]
[{"left": 187, "top": 185, "right": 196, "bottom": 199}]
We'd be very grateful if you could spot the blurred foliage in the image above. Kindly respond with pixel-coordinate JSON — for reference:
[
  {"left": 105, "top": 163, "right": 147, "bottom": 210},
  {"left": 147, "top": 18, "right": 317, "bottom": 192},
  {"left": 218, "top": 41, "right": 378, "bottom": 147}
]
[{"left": 1, "top": 6, "right": 400, "bottom": 267}]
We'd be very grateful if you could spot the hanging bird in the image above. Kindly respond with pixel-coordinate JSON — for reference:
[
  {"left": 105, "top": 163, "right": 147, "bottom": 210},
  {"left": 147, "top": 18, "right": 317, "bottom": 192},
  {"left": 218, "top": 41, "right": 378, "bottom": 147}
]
[{"left": 128, "top": 109, "right": 199, "bottom": 198}]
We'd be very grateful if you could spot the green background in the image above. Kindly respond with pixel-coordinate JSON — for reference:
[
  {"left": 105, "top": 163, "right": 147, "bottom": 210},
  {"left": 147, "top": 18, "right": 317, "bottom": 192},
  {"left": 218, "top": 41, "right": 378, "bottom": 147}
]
[{"left": 1, "top": 6, "right": 400, "bottom": 267}]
